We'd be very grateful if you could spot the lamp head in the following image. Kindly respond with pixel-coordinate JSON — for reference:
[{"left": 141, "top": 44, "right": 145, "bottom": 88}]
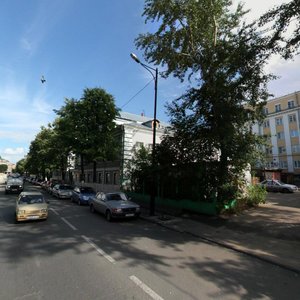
[{"left": 130, "top": 53, "right": 140, "bottom": 64}]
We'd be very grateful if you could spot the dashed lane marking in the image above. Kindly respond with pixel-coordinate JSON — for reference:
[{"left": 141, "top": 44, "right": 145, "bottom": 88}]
[
  {"left": 81, "top": 235, "right": 116, "bottom": 264},
  {"left": 61, "top": 217, "right": 77, "bottom": 231},
  {"left": 129, "top": 275, "right": 164, "bottom": 300},
  {"left": 49, "top": 208, "right": 59, "bottom": 215}
]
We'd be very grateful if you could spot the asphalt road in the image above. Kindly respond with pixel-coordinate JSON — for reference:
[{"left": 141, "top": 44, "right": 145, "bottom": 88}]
[{"left": 0, "top": 183, "right": 299, "bottom": 300}]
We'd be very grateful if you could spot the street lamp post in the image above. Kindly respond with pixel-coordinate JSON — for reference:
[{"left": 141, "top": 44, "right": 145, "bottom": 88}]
[{"left": 130, "top": 53, "right": 158, "bottom": 216}]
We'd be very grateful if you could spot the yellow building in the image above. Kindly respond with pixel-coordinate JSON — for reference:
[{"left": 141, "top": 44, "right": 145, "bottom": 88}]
[{"left": 253, "top": 91, "right": 300, "bottom": 181}]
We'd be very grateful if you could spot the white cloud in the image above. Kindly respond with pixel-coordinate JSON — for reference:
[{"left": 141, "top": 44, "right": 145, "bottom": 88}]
[
  {"left": 3, "top": 147, "right": 25, "bottom": 155},
  {"left": 0, "top": 147, "right": 27, "bottom": 164}
]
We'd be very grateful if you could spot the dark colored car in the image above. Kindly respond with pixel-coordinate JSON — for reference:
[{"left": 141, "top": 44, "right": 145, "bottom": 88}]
[
  {"left": 71, "top": 186, "right": 96, "bottom": 205},
  {"left": 89, "top": 192, "right": 140, "bottom": 221},
  {"left": 5, "top": 178, "right": 23, "bottom": 194}
]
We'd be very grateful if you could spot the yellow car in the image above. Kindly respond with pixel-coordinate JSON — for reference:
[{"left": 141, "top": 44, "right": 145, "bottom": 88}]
[{"left": 15, "top": 192, "right": 49, "bottom": 223}]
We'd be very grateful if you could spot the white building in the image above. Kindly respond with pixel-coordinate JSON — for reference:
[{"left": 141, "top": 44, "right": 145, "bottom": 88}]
[{"left": 71, "top": 111, "right": 169, "bottom": 192}]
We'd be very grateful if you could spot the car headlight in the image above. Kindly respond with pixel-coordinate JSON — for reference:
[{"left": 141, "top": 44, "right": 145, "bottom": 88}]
[
  {"left": 19, "top": 185, "right": 22, "bottom": 188},
  {"left": 112, "top": 208, "right": 122, "bottom": 213},
  {"left": 82, "top": 196, "right": 89, "bottom": 200},
  {"left": 41, "top": 209, "right": 48, "bottom": 213},
  {"left": 7, "top": 185, "right": 10, "bottom": 188},
  {"left": 18, "top": 210, "right": 26, "bottom": 214}
]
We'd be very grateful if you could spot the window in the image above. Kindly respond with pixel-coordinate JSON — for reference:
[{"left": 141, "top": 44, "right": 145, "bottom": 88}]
[
  {"left": 279, "top": 161, "right": 288, "bottom": 169},
  {"left": 275, "top": 117, "right": 283, "bottom": 125},
  {"left": 275, "top": 104, "right": 281, "bottom": 112},
  {"left": 294, "top": 160, "right": 300, "bottom": 168},
  {"left": 289, "top": 114, "right": 296, "bottom": 123},
  {"left": 278, "top": 146, "right": 286, "bottom": 154},
  {"left": 292, "top": 145, "right": 300, "bottom": 153},
  {"left": 105, "top": 172, "right": 111, "bottom": 184},
  {"left": 263, "top": 120, "right": 270, "bottom": 128},
  {"left": 266, "top": 147, "right": 272, "bottom": 155},
  {"left": 290, "top": 130, "right": 299, "bottom": 138},
  {"left": 288, "top": 100, "right": 295, "bottom": 109},
  {"left": 277, "top": 132, "right": 284, "bottom": 140},
  {"left": 98, "top": 172, "right": 102, "bottom": 184},
  {"left": 113, "top": 172, "right": 118, "bottom": 185},
  {"left": 263, "top": 107, "right": 269, "bottom": 115}
]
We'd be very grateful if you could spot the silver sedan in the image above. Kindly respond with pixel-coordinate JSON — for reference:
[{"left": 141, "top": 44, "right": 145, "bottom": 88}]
[{"left": 89, "top": 192, "right": 140, "bottom": 221}]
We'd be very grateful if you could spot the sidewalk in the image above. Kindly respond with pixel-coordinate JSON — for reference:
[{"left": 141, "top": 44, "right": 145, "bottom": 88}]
[{"left": 139, "top": 198, "right": 300, "bottom": 275}]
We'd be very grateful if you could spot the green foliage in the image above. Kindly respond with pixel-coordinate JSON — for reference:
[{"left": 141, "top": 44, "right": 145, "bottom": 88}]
[
  {"left": 15, "top": 159, "right": 26, "bottom": 174},
  {"left": 55, "top": 87, "right": 120, "bottom": 162},
  {"left": 221, "top": 184, "right": 267, "bottom": 214},
  {"left": 124, "top": 145, "right": 152, "bottom": 192},
  {"left": 245, "top": 184, "right": 267, "bottom": 207},
  {"left": 25, "top": 87, "right": 120, "bottom": 180},
  {"left": 259, "top": 0, "right": 300, "bottom": 59},
  {"left": 136, "top": 0, "right": 274, "bottom": 206},
  {"left": 0, "top": 164, "right": 8, "bottom": 173}
]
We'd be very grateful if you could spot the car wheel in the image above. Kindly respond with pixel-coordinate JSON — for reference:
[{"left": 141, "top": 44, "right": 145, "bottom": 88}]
[
  {"left": 282, "top": 188, "right": 289, "bottom": 193},
  {"left": 106, "top": 210, "right": 112, "bottom": 222},
  {"left": 90, "top": 204, "right": 95, "bottom": 213}
]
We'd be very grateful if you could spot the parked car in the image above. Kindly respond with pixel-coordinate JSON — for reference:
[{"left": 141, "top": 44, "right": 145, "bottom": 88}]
[
  {"left": 71, "top": 186, "right": 96, "bottom": 205},
  {"left": 5, "top": 178, "right": 23, "bottom": 194},
  {"left": 15, "top": 192, "right": 49, "bottom": 222},
  {"left": 89, "top": 192, "right": 140, "bottom": 221},
  {"left": 259, "top": 179, "right": 298, "bottom": 193},
  {"left": 52, "top": 184, "right": 73, "bottom": 199}
]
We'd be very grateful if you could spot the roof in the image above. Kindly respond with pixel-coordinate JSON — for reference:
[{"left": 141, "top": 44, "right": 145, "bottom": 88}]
[{"left": 117, "top": 111, "right": 170, "bottom": 129}]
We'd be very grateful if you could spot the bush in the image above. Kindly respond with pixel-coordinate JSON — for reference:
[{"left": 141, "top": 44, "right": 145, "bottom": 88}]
[{"left": 245, "top": 184, "right": 267, "bottom": 207}]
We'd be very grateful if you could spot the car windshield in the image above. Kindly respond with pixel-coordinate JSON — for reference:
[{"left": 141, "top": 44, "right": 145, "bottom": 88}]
[
  {"left": 106, "top": 193, "right": 128, "bottom": 201},
  {"left": 7, "top": 179, "right": 22, "bottom": 184},
  {"left": 19, "top": 195, "right": 45, "bottom": 204},
  {"left": 80, "top": 187, "right": 95, "bottom": 193},
  {"left": 274, "top": 180, "right": 285, "bottom": 185},
  {"left": 60, "top": 185, "right": 73, "bottom": 190}
]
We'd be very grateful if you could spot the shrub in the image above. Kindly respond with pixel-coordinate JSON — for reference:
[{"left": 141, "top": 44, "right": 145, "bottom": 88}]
[{"left": 245, "top": 184, "right": 267, "bottom": 207}]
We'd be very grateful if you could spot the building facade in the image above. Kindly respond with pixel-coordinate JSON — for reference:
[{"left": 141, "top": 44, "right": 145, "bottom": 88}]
[
  {"left": 70, "top": 111, "right": 169, "bottom": 192},
  {"left": 252, "top": 91, "right": 300, "bottom": 182}
]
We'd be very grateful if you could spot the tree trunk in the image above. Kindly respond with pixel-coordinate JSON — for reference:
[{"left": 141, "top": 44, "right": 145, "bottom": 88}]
[
  {"left": 80, "top": 154, "right": 85, "bottom": 182},
  {"left": 93, "top": 160, "right": 97, "bottom": 183}
]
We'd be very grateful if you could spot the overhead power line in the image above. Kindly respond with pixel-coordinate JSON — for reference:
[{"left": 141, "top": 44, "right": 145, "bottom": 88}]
[{"left": 121, "top": 78, "right": 154, "bottom": 109}]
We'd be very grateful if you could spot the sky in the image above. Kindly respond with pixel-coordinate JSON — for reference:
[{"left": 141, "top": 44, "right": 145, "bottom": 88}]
[{"left": 0, "top": 0, "right": 298, "bottom": 164}]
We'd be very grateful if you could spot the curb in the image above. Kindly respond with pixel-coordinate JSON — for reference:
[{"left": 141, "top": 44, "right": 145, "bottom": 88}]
[{"left": 140, "top": 214, "right": 300, "bottom": 275}]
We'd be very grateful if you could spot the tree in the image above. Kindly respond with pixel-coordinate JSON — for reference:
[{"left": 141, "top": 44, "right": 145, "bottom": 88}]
[
  {"left": 15, "top": 158, "right": 27, "bottom": 174},
  {"left": 0, "top": 164, "right": 8, "bottom": 173},
  {"left": 54, "top": 87, "right": 120, "bottom": 182},
  {"left": 125, "top": 145, "right": 152, "bottom": 192},
  {"left": 135, "top": 0, "right": 273, "bottom": 204},
  {"left": 259, "top": 0, "right": 300, "bottom": 59},
  {"left": 25, "top": 126, "right": 64, "bottom": 179}
]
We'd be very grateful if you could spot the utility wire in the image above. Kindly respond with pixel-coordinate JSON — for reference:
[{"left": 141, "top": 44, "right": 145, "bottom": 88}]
[{"left": 121, "top": 78, "right": 154, "bottom": 109}]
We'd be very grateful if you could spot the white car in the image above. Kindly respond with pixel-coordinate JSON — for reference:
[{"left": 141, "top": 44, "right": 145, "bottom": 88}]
[
  {"left": 52, "top": 184, "right": 73, "bottom": 199},
  {"left": 259, "top": 180, "right": 298, "bottom": 193}
]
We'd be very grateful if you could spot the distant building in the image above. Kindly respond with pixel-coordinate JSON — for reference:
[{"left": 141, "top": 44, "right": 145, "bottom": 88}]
[
  {"left": 252, "top": 91, "right": 300, "bottom": 183},
  {"left": 69, "top": 111, "right": 169, "bottom": 192},
  {"left": 0, "top": 157, "right": 16, "bottom": 173}
]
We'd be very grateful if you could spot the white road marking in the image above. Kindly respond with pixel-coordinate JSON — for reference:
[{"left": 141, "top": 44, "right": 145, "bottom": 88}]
[
  {"left": 61, "top": 217, "right": 77, "bottom": 231},
  {"left": 129, "top": 275, "right": 164, "bottom": 300},
  {"left": 81, "top": 235, "right": 116, "bottom": 264},
  {"left": 49, "top": 208, "right": 59, "bottom": 215}
]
